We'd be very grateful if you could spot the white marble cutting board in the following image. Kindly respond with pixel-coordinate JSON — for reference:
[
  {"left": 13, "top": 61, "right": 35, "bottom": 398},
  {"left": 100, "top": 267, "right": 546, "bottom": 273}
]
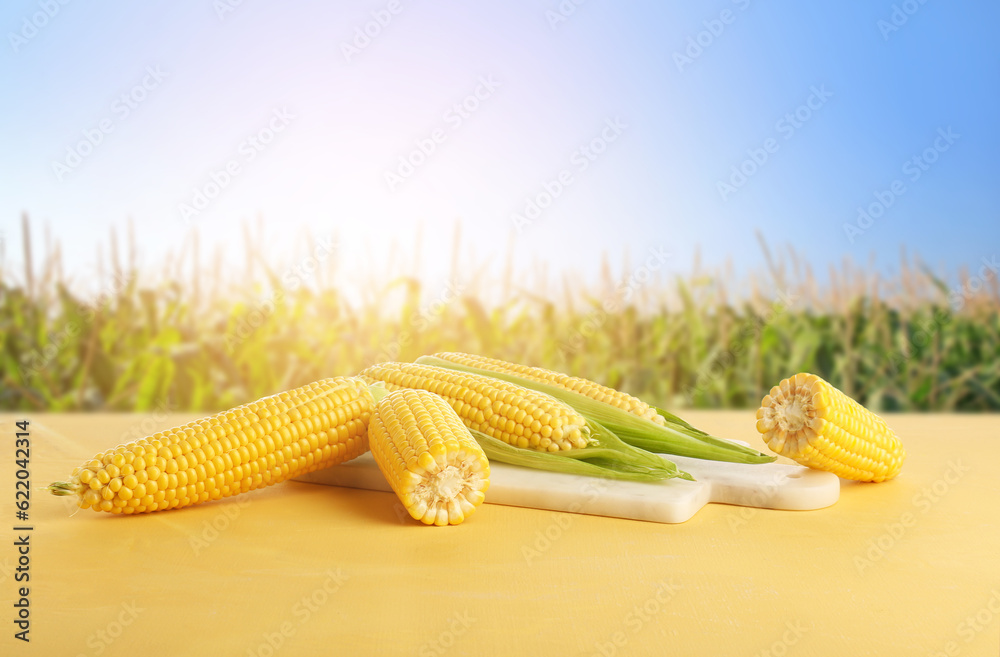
[{"left": 295, "top": 451, "right": 840, "bottom": 524}]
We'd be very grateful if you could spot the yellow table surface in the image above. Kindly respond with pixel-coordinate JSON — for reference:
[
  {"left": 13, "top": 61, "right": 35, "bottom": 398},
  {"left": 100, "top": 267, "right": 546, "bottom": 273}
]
[{"left": 1, "top": 411, "right": 998, "bottom": 657}]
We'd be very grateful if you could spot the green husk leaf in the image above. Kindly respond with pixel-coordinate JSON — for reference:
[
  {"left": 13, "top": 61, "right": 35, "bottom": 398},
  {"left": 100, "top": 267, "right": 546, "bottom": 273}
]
[
  {"left": 367, "top": 381, "right": 389, "bottom": 403},
  {"left": 368, "top": 380, "right": 689, "bottom": 482},
  {"left": 416, "top": 355, "right": 774, "bottom": 464},
  {"left": 651, "top": 405, "right": 708, "bottom": 436},
  {"left": 470, "top": 424, "right": 692, "bottom": 483},
  {"left": 577, "top": 418, "right": 692, "bottom": 480}
]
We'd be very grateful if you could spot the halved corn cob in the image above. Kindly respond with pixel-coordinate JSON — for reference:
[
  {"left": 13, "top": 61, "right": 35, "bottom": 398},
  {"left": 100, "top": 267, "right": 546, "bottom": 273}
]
[
  {"left": 416, "top": 354, "right": 775, "bottom": 464},
  {"left": 755, "top": 373, "right": 905, "bottom": 482},
  {"left": 369, "top": 388, "right": 489, "bottom": 525},
  {"left": 360, "top": 362, "right": 684, "bottom": 481},
  {"left": 49, "top": 377, "right": 374, "bottom": 513}
]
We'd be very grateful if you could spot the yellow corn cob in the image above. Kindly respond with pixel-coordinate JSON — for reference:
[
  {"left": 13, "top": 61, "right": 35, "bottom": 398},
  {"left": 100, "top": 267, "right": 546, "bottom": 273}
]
[
  {"left": 359, "top": 362, "right": 591, "bottom": 452},
  {"left": 49, "top": 377, "right": 374, "bottom": 514},
  {"left": 429, "top": 352, "right": 666, "bottom": 426},
  {"left": 369, "top": 389, "right": 490, "bottom": 526},
  {"left": 755, "top": 373, "right": 905, "bottom": 482}
]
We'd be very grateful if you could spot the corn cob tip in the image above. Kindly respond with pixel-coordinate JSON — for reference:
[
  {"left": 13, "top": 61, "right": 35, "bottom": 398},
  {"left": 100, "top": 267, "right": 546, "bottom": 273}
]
[{"left": 47, "top": 481, "right": 79, "bottom": 496}]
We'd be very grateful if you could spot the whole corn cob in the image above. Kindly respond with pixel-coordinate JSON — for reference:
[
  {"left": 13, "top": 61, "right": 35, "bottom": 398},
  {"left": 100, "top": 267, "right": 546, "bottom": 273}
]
[
  {"left": 361, "top": 361, "right": 590, "bottom": 452},
  {"left": 360, "top": 362, "right": 686, "bottom": 481},
  {"left": 48, "top": 377, "right": 374, "bottom": 514},
  {"left": 755, "top": 373, "right": 905, "bottom": 482},
  {"left": 416, "top": 354, "right": 774, "bottom": 465},
  {"left": 424, "top": 352, "right": 667, "bottom": 425},
  {"left": 369, "top": 388, "right": 490, "bottom": 526}
]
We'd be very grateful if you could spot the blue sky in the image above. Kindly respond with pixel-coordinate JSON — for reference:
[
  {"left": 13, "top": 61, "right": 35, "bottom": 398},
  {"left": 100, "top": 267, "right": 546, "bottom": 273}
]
[{"left": 1, "top": 0, "right": 997, "bottom": 289}]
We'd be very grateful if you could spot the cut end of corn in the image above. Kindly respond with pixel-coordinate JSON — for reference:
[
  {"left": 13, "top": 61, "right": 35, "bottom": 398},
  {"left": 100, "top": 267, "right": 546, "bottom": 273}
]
[
  {"left": 755, "top": 373, "right": 905, "bottom": 482},
  {"left": 51, "top": 377, "right": 374, "bottom": 514},
  {"left": 428, "top": 352, "right": 667, "bottom": 426},
  {"left": 359, "top": 361, "right": 592, "bottom": 452},
  {"left": 369, "top": 389, "right": 490, "bottom": 526}
]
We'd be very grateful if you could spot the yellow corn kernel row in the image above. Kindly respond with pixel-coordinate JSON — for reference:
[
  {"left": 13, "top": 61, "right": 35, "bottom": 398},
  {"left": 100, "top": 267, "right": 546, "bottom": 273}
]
[
  {"left": 756, "top": 373, "right": 905, "bottom": 482},
  {"left": 430, "top": 352, "right": 666, "bottom": 425},
  {"left": 50, "top": 377, "right": 373, "bottom": 513},
  {"left": 369, "top": 389, "right": 490, "bottom": 526},
  {"left": 359, "top": 362, "right": 590, "bottom": 452}
]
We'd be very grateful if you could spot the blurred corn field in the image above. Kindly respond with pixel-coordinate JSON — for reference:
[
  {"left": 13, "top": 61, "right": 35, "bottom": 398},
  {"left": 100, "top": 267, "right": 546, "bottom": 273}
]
[{"left": 2, "top": 214, "right": 998, "bottom": 412}]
